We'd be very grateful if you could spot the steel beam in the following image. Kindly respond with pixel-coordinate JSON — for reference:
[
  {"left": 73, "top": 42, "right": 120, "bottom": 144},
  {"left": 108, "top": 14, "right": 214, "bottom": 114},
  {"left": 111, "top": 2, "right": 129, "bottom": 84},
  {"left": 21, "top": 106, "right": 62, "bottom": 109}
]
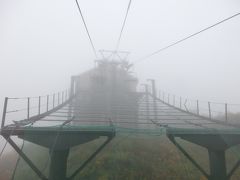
[
  {"left": 167, "top": 135, "right": 209, "bottom": 179},
  {"left": 3, "top": 135, "right": 48, "bottom": 180},
  {"left": 168, "top": 133, "right": 240, "bottom": 180},
  {"left": 68, "top": 136, "right": 114, "bottom": 180}
]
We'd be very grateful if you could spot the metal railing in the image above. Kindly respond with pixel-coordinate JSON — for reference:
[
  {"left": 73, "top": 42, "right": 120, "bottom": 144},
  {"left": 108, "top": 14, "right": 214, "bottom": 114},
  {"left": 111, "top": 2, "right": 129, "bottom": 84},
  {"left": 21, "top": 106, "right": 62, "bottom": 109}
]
[
  {"left": 158, "top": 90, "right": 240, "bottom": 123},
  {"left": 1, "top": 90, "right": 70, "bottom": 128}
]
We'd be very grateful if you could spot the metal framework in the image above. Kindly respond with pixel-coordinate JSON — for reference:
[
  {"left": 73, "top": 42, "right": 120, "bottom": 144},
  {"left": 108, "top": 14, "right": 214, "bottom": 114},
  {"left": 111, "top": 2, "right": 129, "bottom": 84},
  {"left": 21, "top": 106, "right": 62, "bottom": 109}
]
[{"left": 1, "top": 79, "right": 240, "bottom": 180}]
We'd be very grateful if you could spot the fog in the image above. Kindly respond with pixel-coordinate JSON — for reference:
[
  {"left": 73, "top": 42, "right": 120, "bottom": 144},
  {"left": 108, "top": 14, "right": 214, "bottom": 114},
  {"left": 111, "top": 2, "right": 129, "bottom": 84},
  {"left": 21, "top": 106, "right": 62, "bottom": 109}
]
[{"left": 1, "top": 0, "right": 240, "bottom": 116}]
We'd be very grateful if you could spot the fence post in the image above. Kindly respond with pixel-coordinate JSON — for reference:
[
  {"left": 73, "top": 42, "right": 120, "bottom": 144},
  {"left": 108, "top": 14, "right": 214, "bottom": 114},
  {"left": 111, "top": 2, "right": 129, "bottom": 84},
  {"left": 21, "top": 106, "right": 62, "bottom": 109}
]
[
  {"left": 47, "top": 95, "right": 49, "bottom": 112},
  {"left": 208, "top": 102, "right": 212, "bottom": 119},
  {"left": 225, "top": 103, "right": 228, "bottom": 122},
  {"left": 38, "top": 96, "right": 41, "bottom": 115},
  {"left": 1, "top": 97, "right": 8, "bottom": 128},
  {"left": 197, "top": 100, "right": 199, "bottom": 115},
  {"left": 27, "top": 97, "right": 30, "bottom": 120}
]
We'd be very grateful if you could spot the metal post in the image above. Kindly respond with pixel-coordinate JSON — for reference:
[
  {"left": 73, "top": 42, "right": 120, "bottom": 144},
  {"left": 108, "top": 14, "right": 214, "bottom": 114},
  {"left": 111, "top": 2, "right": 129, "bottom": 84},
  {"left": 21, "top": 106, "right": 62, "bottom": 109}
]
[
  {"left": 38, "top": 96, "right": 41, "bottom": 115},
  {"left": 146, "top": 85, "right": 150, "bottom": 127},
  {"left": 147, "top": 79, "right": 157, "bottom": 121},
  {"left": 159, "top": 90, "right": 161, "bottom": 100},
  {"left": 1, "top": 97, "right": 8, "bottom": 128},
  {"left": 62, "top": 91, "right": 64, "bottom": 104},
  {"left": 53, "top": 94, "right": 55, "bottom": 108},
  {"left": 27, "top": 97, "right": 30, "bottom": 120},
  {"left": 147, "top": 79, "right": 156, "bottom": 98},
  {"left": 173, "top": 95, "right": 175, "bottom": 106},
  {"left": 163, "top": 92, "right": 165, "bottom": 102},
  {"left": 168, "top": 94, "right": 170, "bottom": 104},
  {"left": 197, "top": 100, "right": 199, "bottom": 115},
  {"left": 141, "top": 84, "right": 149, "bottom": 123},
  {"left": 180, "top": 97, "right": 182, "bottom": 109},
  {"left": 65, "top": 90, "right": 68, "bottom": 101},
  {"left": 208, "top": 102, "right": 212, "bottom": 119},
  {"left": 70, "top": 76, "right": 75, "bottom": 97},
  {"left": 58, "top": 92, "right": 60, "bottom": 105},
  {"left": 184, "top": 99, "right": 188, "bottom": 111},
  {"left": 47, "top": 95, "right": 49, "bottom": 112},
  {"left": 225, "top": 103, "right": 228, "bottom": 122}
]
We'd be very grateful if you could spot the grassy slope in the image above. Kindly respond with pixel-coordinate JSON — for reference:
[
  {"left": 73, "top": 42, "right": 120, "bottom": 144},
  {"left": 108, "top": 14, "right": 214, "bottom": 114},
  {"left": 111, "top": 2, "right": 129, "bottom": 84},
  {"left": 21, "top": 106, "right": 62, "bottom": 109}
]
[{"left": 1, "top": 135, "right": 240, "bottom": 180}]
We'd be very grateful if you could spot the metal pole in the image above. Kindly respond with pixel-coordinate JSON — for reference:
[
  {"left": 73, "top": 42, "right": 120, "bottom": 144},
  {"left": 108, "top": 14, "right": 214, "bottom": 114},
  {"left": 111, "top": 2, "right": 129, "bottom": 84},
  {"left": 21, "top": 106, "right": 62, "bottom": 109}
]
[
  {"left": 147, "top": 79, "right": 157, "bottom": 121},
  {"left": 208, "top": 102, "right": 212, "bottom": 119},
  {"left": 38, "top": 96, "right": 41, "bottom": 115},
  {"left": 27, "top": 97, "right": 30, "bottom": 120},
  {"left": 197, "top": 100, "right": 199, "bottom": 115},
  {"left": 58, "top": 92, "right": 60, "bottom": 105},
  {"left": 65, "top": 90, "right": 68, "bottom": 101},
  {"left": 159, "top": 90, "right": 161, "bottom": 100},
  {"left": 225, "top": 103, "right": 228, "bottom": 122},
  {"left": 168, "top": 94, "right": 170, "bottom": 104},
  {"left": 146, "top": 85, "right": 149, "bottom": 125},
  {"left": 173, "top": 95, "right": 175, "bottom": 106},
  {"left": 1, "top": 97, "right": 8, "bottom": 128},
  {"left": 180, "top": 97, "right": 182, "bottom": 109},
  {"left": 70, "top": 76, "right": 75, "bottom": 97},
  {"left": 62, "top": 91, "right": 64, "bottom": 104},
  {"left": 47, "top": 95, "right": 49, "bottom": 112},
  {"left": 163, "top": 92, "right": 165, "bottom": 102},
  {"left": 141, "top": 84, "right": 149, "bottom": 122},
  {"left": 147, "top": 79, "right": 156, "bottom": 98},
  {"left": 53, "top": 94, "right": 55, "bottom": 108}
]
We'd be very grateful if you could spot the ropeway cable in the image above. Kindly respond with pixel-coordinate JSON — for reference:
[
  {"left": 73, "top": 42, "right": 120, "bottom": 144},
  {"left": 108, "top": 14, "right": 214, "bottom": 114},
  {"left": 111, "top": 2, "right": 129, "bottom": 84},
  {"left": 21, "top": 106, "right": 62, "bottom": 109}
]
[
  {"left": 115, "top": 0, "right": 132, "bottom": 52},
  {"left": 134, "top": 12, "right": 240, "bottom": 64},
  {"left": 75, "top": 0, "right": 98, "bottom": 59}
]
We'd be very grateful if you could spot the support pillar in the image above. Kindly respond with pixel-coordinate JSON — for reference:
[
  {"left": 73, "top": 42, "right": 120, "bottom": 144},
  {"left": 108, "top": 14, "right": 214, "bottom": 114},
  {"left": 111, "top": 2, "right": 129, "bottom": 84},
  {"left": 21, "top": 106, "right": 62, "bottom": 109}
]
[
  {"left": 49, "top": 149, "right": 69, "bottom": 180},
  {"left": 167, "top": 133, "right": 240, "bottom": 180},
  {"left": 208, "top": 149, "right": 227, "bottom": 180}
]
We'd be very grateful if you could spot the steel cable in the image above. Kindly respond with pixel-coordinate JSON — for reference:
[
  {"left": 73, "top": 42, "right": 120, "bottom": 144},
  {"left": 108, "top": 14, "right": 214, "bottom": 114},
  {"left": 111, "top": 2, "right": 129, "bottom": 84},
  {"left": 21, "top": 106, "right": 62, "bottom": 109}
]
[
  {"left": 134, "top": 12, "right": 240, "bottom": 64},
  {"left": 75, "top": 0, "right": 98, "bottom": 59},
  {"left": 115, "top": 0, "right": 132, "bottom": 52}
]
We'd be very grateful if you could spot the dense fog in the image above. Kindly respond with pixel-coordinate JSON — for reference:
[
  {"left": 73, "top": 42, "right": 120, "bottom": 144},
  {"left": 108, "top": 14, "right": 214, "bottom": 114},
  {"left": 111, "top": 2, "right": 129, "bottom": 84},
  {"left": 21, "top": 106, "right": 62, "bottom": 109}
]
[{"left": 1, "top": 0, "right": 240, "bottom": 113}]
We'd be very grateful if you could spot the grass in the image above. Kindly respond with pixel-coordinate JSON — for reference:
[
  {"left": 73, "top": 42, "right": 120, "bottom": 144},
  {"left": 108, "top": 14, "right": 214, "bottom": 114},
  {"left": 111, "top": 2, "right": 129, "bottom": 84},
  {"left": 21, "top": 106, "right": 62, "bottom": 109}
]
[{"left": 1, "top": 134, "right": 240, "bottom": 180}]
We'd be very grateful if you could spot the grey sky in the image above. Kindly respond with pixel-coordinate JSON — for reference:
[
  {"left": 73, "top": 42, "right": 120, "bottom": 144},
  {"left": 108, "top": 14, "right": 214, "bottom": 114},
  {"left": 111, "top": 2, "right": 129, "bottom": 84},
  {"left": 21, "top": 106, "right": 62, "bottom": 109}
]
[{"left": 0, "top": 0, "right": 240, "bottom": 117}]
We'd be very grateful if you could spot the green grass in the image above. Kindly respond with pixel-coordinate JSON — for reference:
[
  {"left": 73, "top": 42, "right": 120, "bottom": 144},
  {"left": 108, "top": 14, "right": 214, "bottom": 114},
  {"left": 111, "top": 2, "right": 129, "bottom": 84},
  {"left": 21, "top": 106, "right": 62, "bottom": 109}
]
[{"left": 4, "top": 134, "right": 240, "bottom": 180}]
